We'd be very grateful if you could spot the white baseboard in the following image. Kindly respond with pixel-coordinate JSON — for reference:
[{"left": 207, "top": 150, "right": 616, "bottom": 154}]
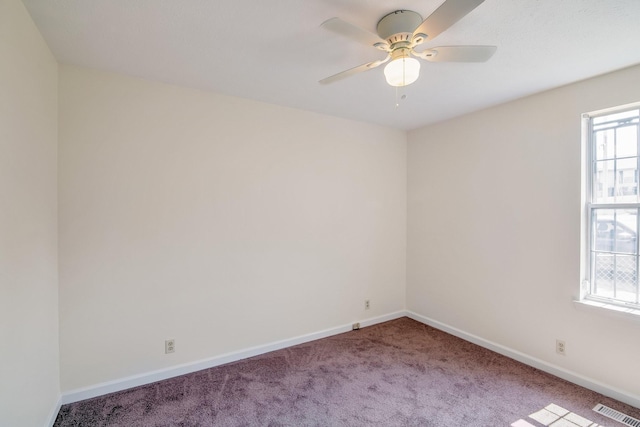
[
  {"left": 61, "top": 310, "right": 640, "bottom": 411},
  {"left": 61, "top": 310, "right": 406, "bottom": 405},
  {"left": 406, "top": 310, "right": 640, "bottom": 409},
  {"left": 46, "top": 395, "right": 61, "bottom": 427}
]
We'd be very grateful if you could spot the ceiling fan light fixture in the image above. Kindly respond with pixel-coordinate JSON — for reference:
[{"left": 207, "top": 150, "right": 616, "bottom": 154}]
[
  {"left": 384, "top": 53, "right": 420, "bottom": 87},
  {"left": 319, "top": 2, "right": 496, "bottom": 86}
]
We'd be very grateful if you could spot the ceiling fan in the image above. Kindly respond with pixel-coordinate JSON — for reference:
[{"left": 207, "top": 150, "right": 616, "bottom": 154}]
[{"left": 319, "top": 0, "right": 496, "bottom": 87}]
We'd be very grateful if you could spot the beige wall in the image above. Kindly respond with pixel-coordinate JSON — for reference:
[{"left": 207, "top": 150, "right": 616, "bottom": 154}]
[
  {"left": 407, "top": 64, "right": 640, "bottom": 399},
  {"left": 58, "top": 65, "right": 407, "bottom": 391},
  {"left": 0, "top": 0, "right": 60, "bottom": 425}
]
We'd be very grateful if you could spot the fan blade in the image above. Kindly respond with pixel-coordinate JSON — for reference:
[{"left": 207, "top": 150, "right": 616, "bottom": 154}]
[
  {"left": 319, "top": 56, "right": 390, "bottom": 85},
  {"left": 413, "top": 0, "right": 485, "bottom": 42},
  {"left": 415, "top": 46, "right": 496, "bottom": 62},
  {"left": 322, "top": 17, "right": 388, "bottom": 50}
]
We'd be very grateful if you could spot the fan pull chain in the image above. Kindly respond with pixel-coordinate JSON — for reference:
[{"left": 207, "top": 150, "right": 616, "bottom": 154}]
[{"left": 394, "top": 87, "right": 407, "bottom": 108}]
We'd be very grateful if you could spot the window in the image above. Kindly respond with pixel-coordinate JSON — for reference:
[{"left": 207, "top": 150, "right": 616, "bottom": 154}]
[{"left": 584, "top": 104, "right": 640, "bottom": 310}]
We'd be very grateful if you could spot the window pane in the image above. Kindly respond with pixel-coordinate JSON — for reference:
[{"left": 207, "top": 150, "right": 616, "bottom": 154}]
[
  {"left": 615, "top": 255, "right": 636, "bottom": 286},
  {"left": 594, "top": 160, "right": 615, "bottom": 203},
  {"left": 594, "top": 129, "right": 615, "bottom": 160},
  {"left": 593, "top": 254, "right": 638, "bottom": 303},
  {"left": 617, "top": 157, "right": 638, "bottom": 202},
  {"left": 616, "top": 125, "right": 637, "bottom": 158},
  {"left": 593, "top": 209, "right": 637, "bottom": 254},
  {"left": 591, "top": 209, "right": 639, "bottom": 304},
  {"left": 593, "top": 109, "right": 640, "bottom": 130},
  {"left": 615, "top": 211, "right": 637, "bottom": 254},
  {"left": 593, "top": 253, "right": 614, "bottom": 295}
]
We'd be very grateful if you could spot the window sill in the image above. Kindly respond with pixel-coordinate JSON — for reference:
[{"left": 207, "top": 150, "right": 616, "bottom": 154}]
[{"left": 573, "top": 299, "right": 640, "bottom": 322}]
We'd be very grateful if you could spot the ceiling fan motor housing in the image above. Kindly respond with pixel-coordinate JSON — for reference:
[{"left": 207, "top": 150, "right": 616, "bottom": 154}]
[{"left": 376, "top": 10, "right": 423, "bottom": 46}]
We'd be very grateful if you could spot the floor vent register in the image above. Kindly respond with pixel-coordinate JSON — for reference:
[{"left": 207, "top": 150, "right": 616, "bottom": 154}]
[{"left": 593, "top": 403, "right": 640, "bottom": 427}]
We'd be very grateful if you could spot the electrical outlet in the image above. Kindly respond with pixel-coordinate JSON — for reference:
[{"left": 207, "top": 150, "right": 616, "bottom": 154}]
[
  {"left": 556, "top": 339, "right": 566, "bottom": 355},
  {"left": 165, "top": 339, "right": 175, "bottom": 354},
  {"left": 352, "top": 323, "right": 360, "bottom": 330},
  {"left": 365, "top": 299, "right": 370, "bottom": 310}
]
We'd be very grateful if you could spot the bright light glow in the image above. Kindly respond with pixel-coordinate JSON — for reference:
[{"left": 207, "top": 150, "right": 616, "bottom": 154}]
[{"left": 384, "top": 56, "right": 420, "bottom": 87}]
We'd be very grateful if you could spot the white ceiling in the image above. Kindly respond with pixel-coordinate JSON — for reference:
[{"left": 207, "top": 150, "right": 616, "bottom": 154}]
[{"left": 22, "top": 0, "right": 640, "bottom": 130}]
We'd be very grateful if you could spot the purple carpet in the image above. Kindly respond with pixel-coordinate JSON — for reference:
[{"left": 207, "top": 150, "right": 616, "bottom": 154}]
[{"left": 54, "top": 317, "right": 640, "bottom": 426}]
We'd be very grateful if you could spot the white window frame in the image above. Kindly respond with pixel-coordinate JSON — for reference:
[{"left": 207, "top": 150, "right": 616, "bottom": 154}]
[{"left": 582, "top": 102, "right": 640, "bottom": 313}]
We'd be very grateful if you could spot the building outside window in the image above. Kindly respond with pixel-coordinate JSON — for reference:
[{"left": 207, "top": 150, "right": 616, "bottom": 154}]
[{"left": 584, "top": 105, "right": 640, "bottom": 309}]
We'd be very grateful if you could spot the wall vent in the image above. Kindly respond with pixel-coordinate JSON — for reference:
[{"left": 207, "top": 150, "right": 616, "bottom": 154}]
[{"left": 593, "top": 403, "right": 640, "bottom": 427}]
